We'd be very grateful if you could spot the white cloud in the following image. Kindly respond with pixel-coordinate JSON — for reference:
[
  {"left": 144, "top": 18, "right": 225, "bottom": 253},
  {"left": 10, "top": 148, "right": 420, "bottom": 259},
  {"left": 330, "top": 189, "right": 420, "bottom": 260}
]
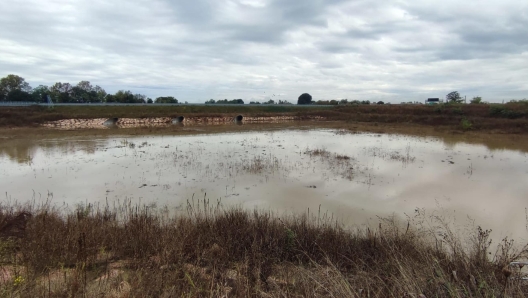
[{"left": 0, "top": 0, "right": 526, "bottom": 102}]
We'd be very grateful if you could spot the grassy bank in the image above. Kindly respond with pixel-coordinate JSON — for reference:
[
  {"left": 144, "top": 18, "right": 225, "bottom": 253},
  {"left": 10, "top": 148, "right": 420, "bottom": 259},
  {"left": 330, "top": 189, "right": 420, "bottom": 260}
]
[
  {"left": 0, "top": 200, "right": 526, "bottom": 297},
  {"left": 1, "top": 103, "right": 528, "bottom": 133},
  {"left": 318, "top": 103, "right": 528, "bottom": 133},
  {"left": 0, "top": 105, "right": 331, "bottom": 128}
]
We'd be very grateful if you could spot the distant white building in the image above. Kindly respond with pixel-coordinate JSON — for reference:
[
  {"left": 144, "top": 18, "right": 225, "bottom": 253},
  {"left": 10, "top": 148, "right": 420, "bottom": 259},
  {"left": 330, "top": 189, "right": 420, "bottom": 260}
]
[{"left": 425, "top": 98, "right": 443, "bottom": 104}]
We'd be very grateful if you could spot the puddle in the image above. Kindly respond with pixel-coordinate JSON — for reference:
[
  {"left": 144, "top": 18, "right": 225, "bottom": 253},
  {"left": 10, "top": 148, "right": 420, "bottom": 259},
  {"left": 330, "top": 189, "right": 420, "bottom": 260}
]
[{"left": 1, "top": 128, "right": 528, "bottom": 242}]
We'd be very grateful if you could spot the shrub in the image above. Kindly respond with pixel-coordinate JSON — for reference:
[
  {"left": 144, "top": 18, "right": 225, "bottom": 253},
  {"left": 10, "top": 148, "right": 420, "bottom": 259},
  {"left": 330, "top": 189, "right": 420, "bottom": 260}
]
[
  {"left": 489, "top": 106, "right": 525, "bottom": 119},
  {"left": 453, "top": 107, "right": 464, "bottom": 115},
  {"left": 461, "top": 118, "right": 472, "bottom": 130}
]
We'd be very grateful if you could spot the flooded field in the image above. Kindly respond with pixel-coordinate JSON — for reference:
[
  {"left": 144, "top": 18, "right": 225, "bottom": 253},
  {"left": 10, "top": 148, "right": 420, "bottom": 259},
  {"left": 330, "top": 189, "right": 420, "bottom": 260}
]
[{"left": 1, "top": 124, "right": 528, "bottom": 242}]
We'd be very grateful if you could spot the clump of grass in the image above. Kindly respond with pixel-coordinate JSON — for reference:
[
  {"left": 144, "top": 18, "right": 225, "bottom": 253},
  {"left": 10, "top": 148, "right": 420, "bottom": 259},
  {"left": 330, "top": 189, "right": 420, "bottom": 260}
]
[
  {"left": 305, "top": 148, "right": 330, "bottom": 157},
  {"left": 305, "top": 148, "right": 355, "bottom": 180},
  {"left": 305, "top": 148, "right": 352, "bottom": 161},
  {"left": 461, "top": 118, "right": 473, "bottom": 131},
  {"left": 0, "top": 200, "right": 527, "bottom": 297},
  {"left": 367, "top": 144, "right": 416, "bottom": 166},
  {"left": 335, "top": 154, "right": 351, "bottom": 160},
  {"left": 242, "top": 156, "right": 281, "bottom": 174}
]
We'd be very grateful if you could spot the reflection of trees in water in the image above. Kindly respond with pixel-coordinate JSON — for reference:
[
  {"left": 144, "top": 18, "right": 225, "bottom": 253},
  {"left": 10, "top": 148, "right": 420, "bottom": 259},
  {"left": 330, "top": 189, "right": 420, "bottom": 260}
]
[
  {"left": 439, "top": 134, "right": 528, "bottom": 153},
  {"left": 0, "top": 139, "right": 100, "bottom": 164},
  {"left": 0, "top": 140, "right": 38, "bottom": 164}
]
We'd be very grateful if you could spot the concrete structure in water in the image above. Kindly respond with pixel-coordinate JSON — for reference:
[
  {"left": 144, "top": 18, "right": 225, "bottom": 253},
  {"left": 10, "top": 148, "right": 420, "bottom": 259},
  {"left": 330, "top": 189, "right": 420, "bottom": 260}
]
[
  {"left": 172, "top": 116, "right": 185, "bottom": 124},
  {"left": 103, "top": 118, "right": 118, "bottom": 126}
]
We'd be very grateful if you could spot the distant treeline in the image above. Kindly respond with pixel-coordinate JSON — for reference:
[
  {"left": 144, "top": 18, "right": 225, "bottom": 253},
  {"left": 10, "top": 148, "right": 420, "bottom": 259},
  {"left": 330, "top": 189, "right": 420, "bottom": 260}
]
[
  {"left": 249, "top": 99, "right": 292, "bottom": 105},
  {"left": 205, "top": 99, "right": 245, "bottom": 104},
  {"left": 4, "top": 74, "right": 526, "bottom": 106},
  {"left": 206, "top": 99, "right": 294, "bottom": 105},
  {"left": 312, "top": 99, "right": 377, "bottom": 105},
  {"left": 0, "top": 74, "right": 180, "bottom": 104}
]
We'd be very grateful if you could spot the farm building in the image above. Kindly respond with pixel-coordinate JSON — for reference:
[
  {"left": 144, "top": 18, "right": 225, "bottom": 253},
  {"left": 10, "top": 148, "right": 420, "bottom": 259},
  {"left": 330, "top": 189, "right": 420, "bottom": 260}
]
[{"left": 425, "top": 98, "right": 443, "bottom": 104}]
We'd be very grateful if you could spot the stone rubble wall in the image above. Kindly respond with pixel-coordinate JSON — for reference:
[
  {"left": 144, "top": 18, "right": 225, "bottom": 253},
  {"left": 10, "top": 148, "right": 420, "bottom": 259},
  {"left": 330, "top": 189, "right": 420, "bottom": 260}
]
[{"left": 42, "top": 116, "right": 325, "bottom": 129}]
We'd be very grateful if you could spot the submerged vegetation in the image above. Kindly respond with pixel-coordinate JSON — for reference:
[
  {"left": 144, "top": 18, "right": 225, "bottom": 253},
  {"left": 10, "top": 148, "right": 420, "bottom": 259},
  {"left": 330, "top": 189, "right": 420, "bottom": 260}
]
[{"left": 0, "top": 200, "right": 527, "bottom": 297}]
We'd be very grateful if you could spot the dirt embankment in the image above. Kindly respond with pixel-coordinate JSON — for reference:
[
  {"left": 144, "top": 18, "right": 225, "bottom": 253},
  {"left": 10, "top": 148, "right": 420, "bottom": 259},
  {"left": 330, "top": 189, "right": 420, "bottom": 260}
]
[{"left": 1, "top": 104, "right": 528, "bottom": 133}]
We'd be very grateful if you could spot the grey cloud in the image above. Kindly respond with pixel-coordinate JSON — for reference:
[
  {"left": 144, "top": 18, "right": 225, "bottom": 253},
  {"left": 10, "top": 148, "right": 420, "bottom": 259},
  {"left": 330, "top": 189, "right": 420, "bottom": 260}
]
[
  {"left": 0, "top": 0, "right": 527, "bottom": 102},
  {"left": 397, "top": 1, "right": 528, "bottom": 61},
  {"left": 342, "top": 21, "right": 401, "bottom": 41}
]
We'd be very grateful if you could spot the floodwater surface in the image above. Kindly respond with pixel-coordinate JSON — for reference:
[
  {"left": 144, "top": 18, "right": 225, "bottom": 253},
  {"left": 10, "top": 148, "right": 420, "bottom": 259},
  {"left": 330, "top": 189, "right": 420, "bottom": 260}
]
[{"left": 1, "top": 127, "right": 528, "bottom": 242}]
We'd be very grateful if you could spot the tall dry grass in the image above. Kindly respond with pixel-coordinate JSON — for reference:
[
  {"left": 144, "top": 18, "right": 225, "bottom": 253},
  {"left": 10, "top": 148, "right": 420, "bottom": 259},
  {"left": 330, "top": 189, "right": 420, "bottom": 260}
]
[{"left": 0, "top": 199, "right": 527, "bottom": 297}]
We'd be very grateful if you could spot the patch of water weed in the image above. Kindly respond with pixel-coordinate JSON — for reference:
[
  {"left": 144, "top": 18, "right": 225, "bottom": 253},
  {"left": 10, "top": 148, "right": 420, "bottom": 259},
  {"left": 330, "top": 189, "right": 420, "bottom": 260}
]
[
  {"left": 242, "top": 156, "right": 281, "bottom": 174},
  {"left": 366, "top": 143, "right": 416, "bottom": 165},
  {"left": 0, "top": 200, "right": 527, "bottom": 296},
  {"left": 305, "top": 148, "right": 356, "bottom": 180}
]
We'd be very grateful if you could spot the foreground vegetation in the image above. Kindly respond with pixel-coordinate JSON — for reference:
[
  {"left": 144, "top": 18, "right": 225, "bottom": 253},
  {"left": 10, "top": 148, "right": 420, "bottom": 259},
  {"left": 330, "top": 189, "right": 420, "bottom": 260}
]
[{"left": 0, "top": 200, "right": 527, "bottom": 297}]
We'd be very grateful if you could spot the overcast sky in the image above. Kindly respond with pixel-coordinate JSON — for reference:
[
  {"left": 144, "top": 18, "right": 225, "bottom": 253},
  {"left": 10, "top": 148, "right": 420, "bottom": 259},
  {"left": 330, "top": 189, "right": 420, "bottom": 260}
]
[{"left": 1, "top": 0, "right": 527, "bottom": 103}]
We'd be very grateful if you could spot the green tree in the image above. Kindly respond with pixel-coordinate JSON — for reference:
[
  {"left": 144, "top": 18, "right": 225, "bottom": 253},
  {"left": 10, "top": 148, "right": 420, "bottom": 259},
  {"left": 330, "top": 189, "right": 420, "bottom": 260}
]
[
  {"left": 133, "top": 94, "right": 147, "bottom": 103},
  {"left": 446, "top": 91, "right": 463, "bottom": 103},
  {"left": 0, "top": 74, "right": 32, "bottom": 101},
  {"left": 114, "top": 90, "right": 135, "bottom": 103},
  {"left": 155, "top": 96, "right": 178, "bottom": 103},
  {"left": 377, "top": 101, "right": 385, "bottom": 105},
  {"left": 215, "top": 99, "right": 244, "bottom": 104},
  {"left": 297, "top": 93, "right": 312, "bottom": 105},
  {"left": 147, "top": 98, "right": 153, "bottom": 104},
  {"left": 71, "top": 86, "right": 88, "bottom": 102},
  {"left": 76, "top": 81, "right": 93, "bottom": 92},
  {"left": 93, "top": 85, "right": 106, "bottom": 103},
  {"left": 49, "top": 82, "right": 73, "bottom": 103},
  {"left": 70, "top": 81, "right": 102, "bottom": 103},
  {"left": 105, "top": 94, "right": 116, "bottom": 103},
  {"left": 6, "top": 89, "right": 33, "bottom": 101},
  {"left": 470, "top": 96, "right": 482, "bottom": 104},
  {"left": 31, "top": 85, "right": 50, "bottom": 103},
  {"left": 205, "top": 99, "right": 215, "bottom": 104}
]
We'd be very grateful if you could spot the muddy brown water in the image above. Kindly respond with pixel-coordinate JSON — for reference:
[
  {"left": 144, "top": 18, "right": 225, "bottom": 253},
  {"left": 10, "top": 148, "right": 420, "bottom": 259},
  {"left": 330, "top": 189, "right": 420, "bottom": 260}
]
[{"left": 1, "top": 123, "right": 528, "bottom": 243}]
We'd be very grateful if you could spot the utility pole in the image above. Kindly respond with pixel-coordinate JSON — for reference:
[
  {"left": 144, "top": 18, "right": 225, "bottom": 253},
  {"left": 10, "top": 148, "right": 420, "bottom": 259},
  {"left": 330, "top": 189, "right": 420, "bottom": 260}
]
[{"left": 46, "top": 95, "right": 54, "bottom": 109}]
